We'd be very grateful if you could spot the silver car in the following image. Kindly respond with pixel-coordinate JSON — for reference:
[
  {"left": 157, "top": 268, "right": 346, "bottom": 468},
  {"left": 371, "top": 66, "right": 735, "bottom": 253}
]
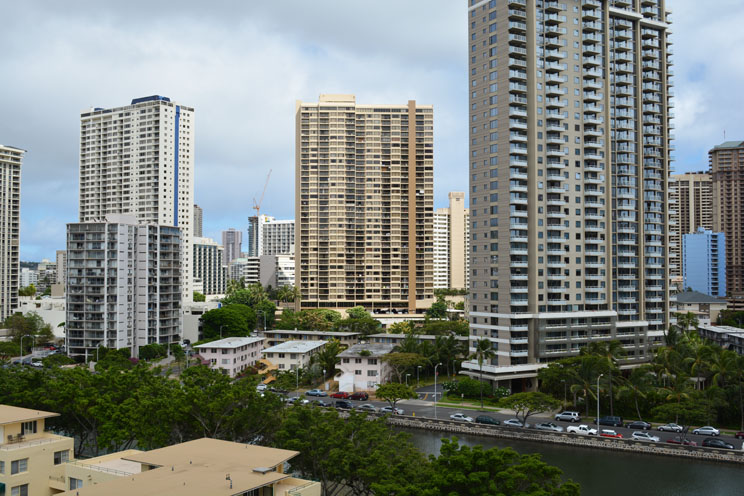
[
  {"left": 535, "top": 422, "right": 564, "bottom": 433},
  {"left": 504, "top": 418, "right": 526, "bottom": 428},
  {"left": 355, "top": 403, "right": 377, "bottom": 413},
  {"left": 657, "top": 423, "right": 683, "bottom": 432},
  {"left": 379, "top": 406, "right": 404, "bottom": 415},
  {"left": 693, "top": 426, "right": 720, "bottom": 436},
  {"left": 632, "top": 431, "right": 660, "bottom": 442}
]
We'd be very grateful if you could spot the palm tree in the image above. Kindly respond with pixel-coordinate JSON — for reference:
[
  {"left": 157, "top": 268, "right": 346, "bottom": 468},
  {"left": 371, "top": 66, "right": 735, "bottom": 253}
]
[
  {"left": 585, "top": 341, "right": 625, "bottom": 416},
  {"left": 676, "top": 311, "right": 699, "bottom": 333},
  {"left": 657, "top": 373, "right": 693, "bottom": 424},
  {"left": 435, "top": 334, "right": 466, "bottom": 377},
  {"left": 617, "top": 366, "right": 653, "bottom": 421},
  {"left": 225, "top": 277, "right": 246, "bottom": 296},
  {"left": 312, "top": 339, "right": 342, "bottom": 382},
  {"left": 568, "top": 355, "right": 602, "bottom": 416},
  {"left": 469, "top": 338, "right": 496, "bottom": 410},
  {"left": 394, "top": 332, "right": 422, "bottom": 355}
]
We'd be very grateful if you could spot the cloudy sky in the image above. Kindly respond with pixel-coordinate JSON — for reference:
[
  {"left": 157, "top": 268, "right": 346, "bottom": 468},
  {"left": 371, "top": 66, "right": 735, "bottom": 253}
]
[{"left": 2, "top": 0, "right": 743, "bottom": 261}]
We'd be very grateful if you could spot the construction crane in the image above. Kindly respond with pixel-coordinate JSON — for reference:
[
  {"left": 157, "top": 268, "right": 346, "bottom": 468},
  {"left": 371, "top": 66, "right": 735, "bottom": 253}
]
[{"left": 253, "top": 169, "right": 272, "bottom": 220}]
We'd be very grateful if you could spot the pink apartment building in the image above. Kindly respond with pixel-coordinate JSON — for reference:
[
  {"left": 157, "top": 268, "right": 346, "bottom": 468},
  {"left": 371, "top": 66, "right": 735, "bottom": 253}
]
[{"left": 194, "top": 336, "right": 265, "bottom": 377}]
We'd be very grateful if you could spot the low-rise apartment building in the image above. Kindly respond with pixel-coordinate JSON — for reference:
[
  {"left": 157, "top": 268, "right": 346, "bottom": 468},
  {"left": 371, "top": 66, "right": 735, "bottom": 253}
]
[
  {"left": 337, "top": 343, "right": 394, "bottom": 392},
  {"left": 194, "top": 336, "right": 264, "bottom": 377},
  {"left": 262, "top": 340, "right": 327, "bottom": 371},
  {"left": 262, "top": 329, "right": 359, "bottom": 349},
  {"left": 672, "top": 290, "right": 728, "bottom": 327},
  {"left": 697, "top": 325, "right": 744, "bottom": 355}
]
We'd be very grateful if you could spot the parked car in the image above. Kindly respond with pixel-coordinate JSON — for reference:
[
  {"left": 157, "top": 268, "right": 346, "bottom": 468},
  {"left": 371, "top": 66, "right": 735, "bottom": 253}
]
[
  {"left": 595, "top": 416, "right": 623, "bottom": 427},
  {"left": 692, "top": 426, "right": 720, "bottom": 436},
  {"left": 334, "top": 400, "right": 353, "bottom": 410},
  {"left": 349, "top": 392, "right": 369, "bottom": 401},
  {"left": 379, "top": 406, "right": 404, "bottom": 415},
  {"left": 256, "top": 384, "right": 267, "bottom": 392},
  {"left": 450, "top": 413, "right": 474, "bottom": 423},
  {"left": 658, "top": 423, "right": 684, "bottom": 433},
  {"left": 535, "top": 422, "right": 564, "bottom": 433},
  {"left": 475, "top": 415, "right": 500, "bottom": 425},
  {"left": 503, "top": 418, "right": 526, "bottom": 428},
  {"left": 632, "top": 431, "right": 660, "bottom": 442},
  {"left": 626, "top": 420, "right": 652, "bottom": 430},
  {"left": 702, "top": 438, "right": 734, "bottom": 449},
  {"left": 29, "top": 359, "right": 43, "bottom": 368},
  {"left": 735, "top": 431, "right": 744, "bottom": 440},
  {"left": 554, "top": 411, "right": 581, "bottom": 423},
  {"left": 355, "top": 403, "right": 377, "bottom": 413},
  {"left": 666, "top": 436, "right": 697, "bottom": 446},
  {"left": 306, "top": 389, "right": 328, "bottom": 397},
  {"left": 330, "top": 391, "right": 350, "bottom": 399},
  {"left": 311, "top": 400, "right": 331, "bottom": 408},
  {"left": 600, "top": 429, "right": 623, "bottom": 439},
  {"left": 567, "top": 424, "right": 597, "bottom": 435}
]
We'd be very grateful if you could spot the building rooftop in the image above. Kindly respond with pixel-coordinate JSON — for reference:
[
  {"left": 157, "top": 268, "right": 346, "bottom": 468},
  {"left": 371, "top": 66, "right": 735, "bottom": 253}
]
[
  {"left": 338, "top": 343, "right": 395, "bottom": 358},
  {"left": 60, "top": 438, "right": 302, "bottom": 496},
  {"left": 0, "top": 405, "right": 59, "bottom": 426},
  {"left": 675, "top": 290, "right": 727, "bottom": 304},
  {"left": 264, "top": 329, "right": 360, "bottom": 337},
  {"left": 712, "top": 140, "right": 744, "bottom": 150},
  {"left": 262, "top": 340, "right": 327, "bottom": 354},
  {"left": 194, "top": 336, "right": 264, "bottom": 349},
  {"left": 698, "top": 325, "right": 744, "bottom": 335}
]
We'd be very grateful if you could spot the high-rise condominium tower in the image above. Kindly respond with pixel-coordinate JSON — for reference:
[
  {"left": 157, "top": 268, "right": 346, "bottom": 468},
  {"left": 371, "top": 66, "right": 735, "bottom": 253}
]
[
  {"left": 79, "top": 95, "right": 194, "bottom": 301},
  {"left": 222, "top": 228, "right": 242, "bottom": 263},
  {"left": 668, "top": 172, "right": 713, "bottom": 279},
  {"left": 0, "top": 145, "right": 22, "bottom": 320},
  {"left": 296, "top": 94, "right": 434, "bottom": 313},
  {"left": 683, "top": 228, "right": 725, "bottom": 298},
  {"left": 433, "top": 192, "right": 470, "bottom": 289},
  {"left": 193, "top": 237, "right": 226, "bottom": 295},
  {"left": 247, "top": 214, "right": 295, "bottom": 257},
  {"left": 193, "top": 204, "right": 203, "bottom": 237},
  {"left": 465, "top": 0, "right": 673, "bottom": 388},
  {"left": 710, "top": 141, "right": 744, "bottom": 299}
]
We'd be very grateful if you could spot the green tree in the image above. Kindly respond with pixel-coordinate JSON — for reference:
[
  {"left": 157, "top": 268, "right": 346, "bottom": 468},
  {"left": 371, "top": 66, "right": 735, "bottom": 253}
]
[
  {"left": 375, "top": 382, "right": 416, "bottom": 411},
  {"left": 567, "top": 354, "right": 603, "bottom": 416},
  {"left": 388, "top": 321, "right": 415, "bottom": 334},
  {"left": 469, "top": 337, "right": 497, "bottom": 409},
  {"left": 200, "top": 304, "right": 257, "bottom": 338},
  {"left": 18, "top": 284, "right": 36, "bottom": 297},
  {"left": 222, "top": 283, "right": 268, "bottom": 306},
  {"left": 382, "top": 352, "right": 427, "bottom": 384},
  {"left": 225, "top": 277, "right": 246, "bottom": 296},
  {"left": 617, "top": 366, "right": 653, "bottom": 421},
  {"left": 420, "top": 318, "right": 469, "bottom": 336},
  {"left": 192, "top": 291, "right": 206, "bottom": 302},
  {"left": 583, "top": 340, "right": 624, "bottom": 416},
  {"left": 312, "top": 339, "right": 342, "bottom": 381},
  {"left": 346, "top": 306, "right": 370, "bottom": 320},
  {"left": 138, "top": 343, "right": 167, "bottom": 361},
  {"left": 434, "top": 334, "right": 467, "bottom": 377},
  {"left": 254, "top": 299, "right": 277, "bottom": 330},
  {"left": 425, "top": 296, "right": 448, "bottom": 319},
  {"left": 3, "top": 312, "right": 55, "bottom": 349},
  {"left": 500, "top": 392, "right": 561, "bottom": 427},
  {"left": 333, "top": 316, "right": 381, "bottom": 337},
  {"left": 41, "top": 354, "right": 76, "bottom": 368}
]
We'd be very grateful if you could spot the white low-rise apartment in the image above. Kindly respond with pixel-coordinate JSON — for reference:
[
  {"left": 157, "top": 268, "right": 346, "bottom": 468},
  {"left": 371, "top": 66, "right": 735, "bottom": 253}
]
[
  {"left": 262, "top": 329, "right": 359, "bottom": 348},
  {"left": 337, "top": 343, "right": 394, "bottom": 392},
  {"left": 262, "top": 340, "right": 327, "bottom": 371},
  {"left": 194, "top": 336, "right": 264, "bottom": 377}
]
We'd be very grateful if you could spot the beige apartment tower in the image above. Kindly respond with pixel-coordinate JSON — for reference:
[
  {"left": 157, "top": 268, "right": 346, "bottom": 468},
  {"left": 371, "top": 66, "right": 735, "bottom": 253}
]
[
  {"left": 668, "top": 172, "right": 712, "bottom": 279},
  {"left": 433, "top": 192, "right": 470, "bottom": 290},
  {"left": 296, "top": 94, "right": 434, "bottom": 313},
  {"left": 464, "top": 0, "right": 673, "bottom": 388},
  {"left": 0, "top": 145, "right": 22, "bottom": 321},
  {"left": 710, "top": 141, "right": 744, "bottom": 298}
]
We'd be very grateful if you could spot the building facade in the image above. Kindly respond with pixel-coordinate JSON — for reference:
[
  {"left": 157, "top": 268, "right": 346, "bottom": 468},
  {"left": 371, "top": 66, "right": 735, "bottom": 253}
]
[
  {"left": 683, "top": 228, "right": 725, "bottom": 298},
  {"left": 55, "top": 250, "right": 67, "bottom": 285},
  {"left": 259, "top": 254, "right": 295, "bottom": 289},
  {"left": 20, "top": 267, "right": 37, "bottom": 289},
  {"left": 296, "top": 94, "right": 434, "bottom": 313},
  {"left": 668, "top": 172, "right": 712, "bottom": 279},
  {"left": 261, "top": 340, "right": 327, "bottom": 371},
  {"left": 193, "top": 203, "right": 203, "bottom": 237},
  {"left": 337, "top": 343, "right": 394, "bottom": 391},
  {"left": 0, "top": 145, "right": 22, "bottom": 320},
  {"left": 433, "top": 192, "right": 470, "bottom": 290},
  {"left": 227, "top": 257, "right": 261, "bottom": 284},
  {"left": 672, "top": 290, "right": 727, "bottom": 327},
  {"left": 221, "top": 228, "right": 242, "bottom": 263},
  {"left": 194, "top": 336, "right": 264, "bottom": 377},
  {"left": 79, "top": 96, "right": 194, "bottom": 302},
  {"left": 260, "top": 215, "right": 295, "bottom": 256},
  {"left": 192, "top": 237, "right": 226, "bottom": 295},
  {"left": 66, "top": 215, "right": 181, "bottom": 360},
  {"left": 464, "top": 0, "right": 673, "bottom": 387},
  {"left": 710, "top": 141, "right": 744, "bottom": 299}
]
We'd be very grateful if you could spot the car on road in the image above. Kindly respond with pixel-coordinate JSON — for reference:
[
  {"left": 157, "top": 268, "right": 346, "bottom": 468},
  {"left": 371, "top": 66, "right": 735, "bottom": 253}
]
[
  {"left": 379, "top": 406, "right": 404, "bottom": 415},
  {"left": 330, "top": 391, "right": 350, "bottom": 399},
  {"left": 600, "top": 430, "right": 623, "bottom": 439},
  {"left": 503, "top": 418, "right": 526, "bottom": 428},
  {"left": 306, "top": 389, "right": 328, "bottom": 397},
  {"left": 349, "top": 392, "right": 369, "bottom": 401},
  {"left": 658, "top": 423, "right": 683, "bottom": 432},
  {"left": 626, "top": 420, "right": 652, "bottom": 430},
  {"left": 692, "top": 426, "right": 720, "bottom": 436},
  {"left": 450, "top": 413, "right": 474, "bottom": 423},
  {"left": 567, "top": 424, "right": 597, "bottom": 435},
  {"left": 355, "top": 403, "right": 377, "bottom": 412},
  {"left": 475, "top": 415, "right": 500, "bottom": 425},
  {"left": 535, "top": 422, "right": 564, "bottom": 433},
  {"left": 311, "top": 400, "right": 331, "bottom": 408},
  {"left": 29, "top": 359, "right": 43, "bottom": 368},
  {"left": 595, "top": 416, "right": 623, "bottom": 427},
  {"left": 555, "top": 411, "right": 581, "bottom": 423},
  {"left": 735, "top": 431, "right": 744, "bottom": 440},
  {"left": 256, "top": 384, "right": 267, "bottom": 392},
  {"left": 702, "top": 438, "right": 734, "bottom": 449},
  {"left": 334, "top": 400, "right": 353, "bottom": 410},
  {"left": 666, "top": 436, "right": 697, "bottom": 446},
  {"left": 632, "top": 431, "right": 660, "bottom": 442}
]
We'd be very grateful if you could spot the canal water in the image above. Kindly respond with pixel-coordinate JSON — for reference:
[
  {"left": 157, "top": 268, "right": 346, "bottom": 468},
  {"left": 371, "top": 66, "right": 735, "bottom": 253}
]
[{"left": 404, "top": 428, "right": 743, "bottom": 496}]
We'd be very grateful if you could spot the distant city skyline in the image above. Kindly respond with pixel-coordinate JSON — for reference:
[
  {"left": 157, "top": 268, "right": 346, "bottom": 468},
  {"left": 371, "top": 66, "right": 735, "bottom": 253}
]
[{"left": 2, "top": 0, "right": 743, "bottom": 260}]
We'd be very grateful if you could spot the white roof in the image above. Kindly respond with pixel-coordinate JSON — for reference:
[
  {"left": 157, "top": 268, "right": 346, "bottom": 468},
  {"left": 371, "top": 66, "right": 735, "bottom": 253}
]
[
  {"left": 195, "top": 336, "right": 264, "bottom": 349},
  {"left": 262, "top": 340, "right": 327, "bottom": 354}
]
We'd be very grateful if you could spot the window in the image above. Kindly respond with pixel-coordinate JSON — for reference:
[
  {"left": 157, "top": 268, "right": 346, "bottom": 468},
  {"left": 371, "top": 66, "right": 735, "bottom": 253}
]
[
  {"left": 21, "top": 421, "right": 37, "bottom": 435},
  {"left": 11, "top": 458, "right": 28, "bottom": 474},
  {"left": 355, "top": 358, "right": 362, "bottom": 364},
  {"left": 11, "top": 485, "right": 29, "bottom": 496},
  {"left": 355, "top": 370, "right": 362, "bottom": 375},
  {"left": 368, "top": 358, "right": 377, "bottom": 365},
  {"left": 367, "top": 370, "right": 378, "bottom": 377},
  {"left": 0, "top": 460, "right": 4, "bottom": 474},
  {"left": 69, "top": 478, "right": 83, "bottom": 490},
  {"left": 54, "top": 450, "right": 70, "bottom": 465}
]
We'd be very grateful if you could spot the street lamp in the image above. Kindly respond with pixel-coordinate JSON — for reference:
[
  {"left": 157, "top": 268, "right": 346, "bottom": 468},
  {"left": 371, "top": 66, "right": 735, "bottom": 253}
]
[
  {"left": 219, "top": 325, "right": 224, "bottom": 339},
  {"left": 405, "top": 373, "right": 411, "bottom": 386},
  {"left": 417, "top": 365, "right": 422, "bottom": 388},
  {"left": 322, "top": 369, "right": 326, "bottom": 388},
  {"left": 596, "top": 373, "right": 604, "bottom": 435},
  {"left": 295, "top": 366, "right": 300, "bottom": 393},
  {"left": 20, "top": 334, "right": 32, "bottom": 360},
  {"left": 561, "top": 379, "right": 567, "bottom": 408},
  {"left": 434, "top": 362, "right": 443, "bottom": 419}
]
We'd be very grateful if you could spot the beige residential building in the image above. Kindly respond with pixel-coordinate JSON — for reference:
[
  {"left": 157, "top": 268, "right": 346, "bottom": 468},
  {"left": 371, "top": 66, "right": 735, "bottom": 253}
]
[
  {"left": 433, "top": 192, "right": 470, "bottom": 290},
  {"left": 464, "top": 0, "right": 673, "bottom": 389},
  {"left": 337, "top": 343, "right": 394, "bottom": 392},
  {"left": 0, "top": 145, "right": 22, "bottom": 321},
  {"left": 262, "top": 329, "right": 359, "bottom": 348},
  {"left": 710, "top": 141, "right": 744, "bottom": 299},
  {"left": 194, "top": 336, "right": 265, "bottom": 377},
  {"left": 295, "top": 94, "right": 434, "bottom": 313},
  {"left": 262, "top": 340, "right": 327, "bottom": 371},
  {"left": 193, "top": 204, "right": 203, "bottom": 237},
  {"left": 668, "top": 172, "right": 713, "bottom": 279}
]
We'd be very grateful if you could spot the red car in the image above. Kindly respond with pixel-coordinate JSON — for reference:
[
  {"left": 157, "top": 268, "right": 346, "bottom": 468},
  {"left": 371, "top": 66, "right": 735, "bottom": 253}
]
[
  {"left": 330, "top": 391, "right": 350, "bottom": 399},
  {"left": 736, "top": 432, "right": 744, "bottom": 440},
  {"left": 599, "top": 430, "right": 623, "bottom": 439},
  {"left": 666, "top": 436, "right": 697, "bottom": 446},
  {"left": 349, "top": 392, "right": 369, "bottom": 401}
]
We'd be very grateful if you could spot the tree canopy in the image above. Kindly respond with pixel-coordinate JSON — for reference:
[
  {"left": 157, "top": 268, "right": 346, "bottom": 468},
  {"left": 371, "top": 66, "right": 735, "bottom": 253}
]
[{"left": 200, "top": 304, "right": 257, "bottom": 339}]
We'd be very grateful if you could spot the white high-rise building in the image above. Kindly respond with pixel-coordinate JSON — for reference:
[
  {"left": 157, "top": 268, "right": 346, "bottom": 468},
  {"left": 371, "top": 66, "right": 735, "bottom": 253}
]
[
  {"left": 222, "top": 228, "right": 242, "bottom": 263},
  {"left": 66, "top": 215, "right": 181, "bottom": 359},
  {"left": 193, "top": 237, "right": 226, "bottom": 295},
  {"left": 20, "top": 267, "right": 37, "bottom": 289},
  {"left": 228, "top": 257, "right": 261, "bottom": 285},
  {"left": 79, "top": 95, "right": 194, "bottom": 302},
  {"left": 0, "top": 145, "right": 22, "bottom": 320},
  {"left": 247, "top": 215, "right": 295, "bottom": 257},
  {"left": 433, "top": 192, "right": 470, "bottom": 290}
]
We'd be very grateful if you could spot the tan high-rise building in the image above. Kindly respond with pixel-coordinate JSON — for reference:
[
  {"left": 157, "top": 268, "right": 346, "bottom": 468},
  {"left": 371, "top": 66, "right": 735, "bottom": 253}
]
[
  {"left": 464, "top": 0, "right": 673, "bottom": 388},
  {"left": 295, "top": 94, "right": 434, "bottom": 313},
  {"left": 193, "top": 203, "right": 203, "bottom": 237},
  {"left": 0, "top": 145, "right": 22, "bottom": 321},
  {"left": 433, "top": 192, "right": 470, "bottom": 290},
  {"left": 668, "top": 172, "right": 713, "bottom": 279},
  {"left": 710, "top": 141, "right": 744, "bottom": 298}
]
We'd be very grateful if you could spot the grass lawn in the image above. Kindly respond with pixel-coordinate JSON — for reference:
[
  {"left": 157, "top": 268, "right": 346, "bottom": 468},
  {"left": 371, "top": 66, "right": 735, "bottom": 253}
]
[{"left": 435, "top": 394, "right": 501, "bottom": 412}]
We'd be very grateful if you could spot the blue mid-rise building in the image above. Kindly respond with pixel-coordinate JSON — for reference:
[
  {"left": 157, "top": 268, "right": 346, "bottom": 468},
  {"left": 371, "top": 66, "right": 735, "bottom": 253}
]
[{"left": 683, "top": 228, "right": 726, "bottom": 298}]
